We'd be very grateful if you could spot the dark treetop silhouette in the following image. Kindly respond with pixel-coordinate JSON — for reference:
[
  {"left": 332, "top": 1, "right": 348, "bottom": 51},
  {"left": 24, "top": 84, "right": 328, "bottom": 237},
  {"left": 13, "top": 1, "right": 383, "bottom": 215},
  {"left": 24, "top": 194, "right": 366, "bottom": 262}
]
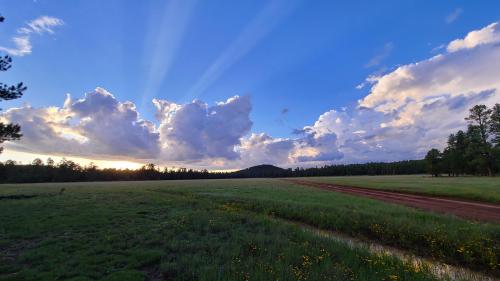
[
  {"left": 0, "top": 159, "right": 426, "bottom": 183},
  {"left": 425, "top": 103, "right": 500, "bottom": 176},
  {"left": 0, "top": 15, "right": 25, "bottom": 153}
]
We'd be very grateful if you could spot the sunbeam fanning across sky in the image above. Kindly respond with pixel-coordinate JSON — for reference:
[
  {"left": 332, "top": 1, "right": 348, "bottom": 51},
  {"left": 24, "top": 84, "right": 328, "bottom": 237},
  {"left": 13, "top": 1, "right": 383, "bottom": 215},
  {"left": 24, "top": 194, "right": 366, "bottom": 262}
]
[
  {"left": 0, "top": 1, "right": 499, "bottom": 171},
  {"left": 140, "top": 0, "right": 197, "bottom": 112},
  {"left": 183, "top": 0, "right": 301, "bottom": 102}
]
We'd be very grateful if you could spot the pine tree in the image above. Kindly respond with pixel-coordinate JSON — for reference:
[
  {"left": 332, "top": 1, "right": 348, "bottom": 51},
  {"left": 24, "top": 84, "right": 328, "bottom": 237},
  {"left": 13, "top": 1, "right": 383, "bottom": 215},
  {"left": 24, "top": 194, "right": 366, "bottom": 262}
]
[
  {"left": 465, "top": 105, "right": 493, "bottom": 176},
  {"left": 490, "top": 103, "right": 500, "bottom": 147},
  {"left": 0, "top": 15, "right": 25, "bottom": 153},
  {"left": 425, "top": 148, "right": 442, "bottom": 177}
]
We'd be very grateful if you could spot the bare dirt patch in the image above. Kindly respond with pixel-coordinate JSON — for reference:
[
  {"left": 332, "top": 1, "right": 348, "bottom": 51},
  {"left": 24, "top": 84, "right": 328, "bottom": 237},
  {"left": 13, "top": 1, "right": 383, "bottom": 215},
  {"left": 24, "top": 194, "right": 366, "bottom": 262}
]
[{"left": 286, "top": 179, "right": 500, "bottom": 223}]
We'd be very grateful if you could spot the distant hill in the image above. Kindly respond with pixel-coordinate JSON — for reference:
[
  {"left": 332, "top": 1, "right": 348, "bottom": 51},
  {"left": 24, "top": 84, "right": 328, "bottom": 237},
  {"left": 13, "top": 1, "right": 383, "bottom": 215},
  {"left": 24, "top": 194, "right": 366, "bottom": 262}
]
[{"left": 232, "top": 164, "right": 287, "bottom": 178}]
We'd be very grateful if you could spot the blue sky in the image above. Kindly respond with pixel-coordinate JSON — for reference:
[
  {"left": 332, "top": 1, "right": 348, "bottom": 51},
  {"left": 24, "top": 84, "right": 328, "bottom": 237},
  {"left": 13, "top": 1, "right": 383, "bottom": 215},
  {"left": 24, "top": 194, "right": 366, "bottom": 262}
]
[{"left": 0, "top": 1, "right": 499, "bottom": 169}]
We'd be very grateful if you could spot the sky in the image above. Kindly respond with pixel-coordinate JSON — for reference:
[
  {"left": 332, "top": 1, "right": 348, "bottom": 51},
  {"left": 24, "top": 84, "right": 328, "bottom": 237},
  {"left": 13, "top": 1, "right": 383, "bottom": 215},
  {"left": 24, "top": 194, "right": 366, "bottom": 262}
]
[{"left": 0, "top": 0, "right": 499, "bottom": 170}]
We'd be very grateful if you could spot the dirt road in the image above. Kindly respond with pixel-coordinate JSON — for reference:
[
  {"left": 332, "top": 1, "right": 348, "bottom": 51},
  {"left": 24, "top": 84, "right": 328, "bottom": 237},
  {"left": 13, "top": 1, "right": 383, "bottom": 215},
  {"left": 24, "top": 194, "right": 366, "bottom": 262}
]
[{"left": 286, "top": 179, "right": 500, "bottom": 223}]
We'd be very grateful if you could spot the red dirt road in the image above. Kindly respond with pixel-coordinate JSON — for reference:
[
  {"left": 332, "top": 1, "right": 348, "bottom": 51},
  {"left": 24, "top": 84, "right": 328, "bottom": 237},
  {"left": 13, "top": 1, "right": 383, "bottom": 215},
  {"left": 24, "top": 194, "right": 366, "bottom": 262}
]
[{"left": 286, "top": 179, "right": 500, "bottom": 223}]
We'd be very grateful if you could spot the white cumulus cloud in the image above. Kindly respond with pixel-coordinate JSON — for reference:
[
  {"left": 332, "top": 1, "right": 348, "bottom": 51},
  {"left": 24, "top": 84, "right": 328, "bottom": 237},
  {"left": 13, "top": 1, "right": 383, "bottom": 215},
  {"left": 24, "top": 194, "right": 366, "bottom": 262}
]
[
  {"left": 1, "top": 89, "right": 259, "bottom": 165},
  {"left": 233, "top": 21, "right": 500, "bottom": 167},
  {"left": 238, "top": 133, "right": 294, "bottom": 166},
  {"left": 313, "top": 21, "right": 500, "bottom": 163},
  {"left": 1, "top": 88, "right": 160, "bottom": 160},
  {"left": 447, "top": 22, "right": 500, "bottom": 52},
  {"left": 154, "top": 95, "right": 253, "bottom": 161}
]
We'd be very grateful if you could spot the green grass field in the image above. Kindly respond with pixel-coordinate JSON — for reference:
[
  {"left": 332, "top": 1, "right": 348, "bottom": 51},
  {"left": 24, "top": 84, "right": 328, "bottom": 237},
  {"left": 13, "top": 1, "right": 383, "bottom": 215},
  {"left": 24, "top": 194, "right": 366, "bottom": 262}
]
[
  {"left": 1, "top": 178, "right": 499, "bottom": 281},
  {"left": 305, "top": 175, "right": 500, "bottom": 203}
]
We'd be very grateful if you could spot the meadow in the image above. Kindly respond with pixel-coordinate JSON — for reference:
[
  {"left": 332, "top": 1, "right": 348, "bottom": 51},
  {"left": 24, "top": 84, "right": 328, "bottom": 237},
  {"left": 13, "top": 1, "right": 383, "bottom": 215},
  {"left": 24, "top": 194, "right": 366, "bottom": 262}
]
[
  {"left": 0, "top": 178, "right": 499, "bottom": 281},
  {"left": 305, "top": 175, "right": 500, "bottom": 203}
]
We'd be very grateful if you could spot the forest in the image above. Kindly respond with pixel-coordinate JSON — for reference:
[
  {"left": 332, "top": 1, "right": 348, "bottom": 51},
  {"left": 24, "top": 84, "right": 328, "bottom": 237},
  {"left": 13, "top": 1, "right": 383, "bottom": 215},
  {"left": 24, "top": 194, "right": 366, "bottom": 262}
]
[
  {"left": 0, "top": 160, "right": 425, "bottom": 183},
  {"left": 425, "top": 104, "right": 500, "bottom": 176}
]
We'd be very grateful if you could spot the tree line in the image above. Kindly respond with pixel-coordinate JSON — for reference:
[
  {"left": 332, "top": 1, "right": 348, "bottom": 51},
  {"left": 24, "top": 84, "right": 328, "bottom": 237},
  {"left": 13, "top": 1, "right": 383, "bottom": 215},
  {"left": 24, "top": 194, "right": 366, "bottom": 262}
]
[
  {"left": 0, "top": 159, "right": 426, "bottom": 183},
  {"left": 425, "top": 104, "right": 500, "bottom": 176}
]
